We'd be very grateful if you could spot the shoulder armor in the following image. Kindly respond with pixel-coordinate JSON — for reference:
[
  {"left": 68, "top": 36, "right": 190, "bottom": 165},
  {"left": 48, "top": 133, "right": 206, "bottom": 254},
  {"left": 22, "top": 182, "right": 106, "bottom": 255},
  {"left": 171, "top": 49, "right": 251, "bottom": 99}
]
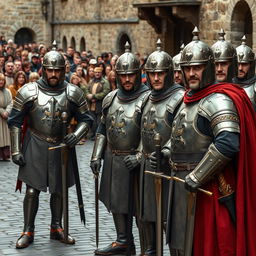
[
  {"left": 166, "top": 88, "right": 185, "bottom": 114},
  {"left": 13, "top": 82, "right": 38, "bottom": 111},
  {"left": 254, "top": 82, "right": 256, "bottom": 93},
  {"left": 198, "top": 93, "right": 240, "bottom": 136},
  {"left": 102, "top": 89, "right": 118, "bottom": 110},
  {"left": 66, "top": 83, "right": 86, "bottom": 106}
]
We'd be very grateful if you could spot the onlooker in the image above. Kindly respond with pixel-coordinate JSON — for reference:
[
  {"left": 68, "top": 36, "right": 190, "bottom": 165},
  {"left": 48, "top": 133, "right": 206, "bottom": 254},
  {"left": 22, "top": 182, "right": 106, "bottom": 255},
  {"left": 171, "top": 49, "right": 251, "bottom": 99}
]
[
  {"left": 107, "top": 70, "right": 117, "bottom": 91},
  {"left": 14, "top": 59, "right": 22, "bottom": 73},
  {"left": 8, "top": 71, "right": 27, "bottom": 99},
  {"left": 21, "top": 50, "right": 29, "bottom": 62},
  {"left": 105, "top": 64, "right": 112, "bottom": 78},
  {"left": 22, "top": 61, "right": 31, "bottom": 80},
  {"left": 86, "top": 66, "right": 95, "bottom": 83},
  {"left": 65, "top": 60, "right": 72, "bottom": 82},
  {"left": 29, "top": 72, "right": 40, "bottom": 83},
  {"left": 30, "top": 53, "right": 41, "bottom": 72},
  {"left": 75, "top": 65, "right": 87, "bottom": 86},
  {"left": 4, "top": 61, "right": 15, "bottom": 87},
  {"left": 85, "top": 66, "right": 110, "bottom": 139},
  {"left": 0, "top": 55, "right": 5, "bottom": 73},
  {"left": 0, "top": 73, "right": 13, "bottom": 161}
]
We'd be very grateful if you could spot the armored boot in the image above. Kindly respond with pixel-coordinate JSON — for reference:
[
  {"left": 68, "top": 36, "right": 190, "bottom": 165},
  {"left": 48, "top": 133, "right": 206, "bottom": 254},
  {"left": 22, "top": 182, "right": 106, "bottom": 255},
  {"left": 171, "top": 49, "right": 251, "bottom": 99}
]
[
  {"left": 16, "top": 186, "right": 40, "bottom": 249},
  {"left": 143, "top": 221, "right": 156, "bottom": 256},
  {"left": 50, "top": 192, "right": 75, "bottom": 245},
  {"left": 95, "top": 213, "right": 136, "bottom": 255}
]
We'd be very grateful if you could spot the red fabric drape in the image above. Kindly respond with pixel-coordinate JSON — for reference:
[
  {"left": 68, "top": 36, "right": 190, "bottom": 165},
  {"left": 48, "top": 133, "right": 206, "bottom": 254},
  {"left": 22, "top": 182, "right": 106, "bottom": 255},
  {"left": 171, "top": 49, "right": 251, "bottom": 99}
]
[{"left": 184, "top": 83, "right": 256, "bottom": 256}]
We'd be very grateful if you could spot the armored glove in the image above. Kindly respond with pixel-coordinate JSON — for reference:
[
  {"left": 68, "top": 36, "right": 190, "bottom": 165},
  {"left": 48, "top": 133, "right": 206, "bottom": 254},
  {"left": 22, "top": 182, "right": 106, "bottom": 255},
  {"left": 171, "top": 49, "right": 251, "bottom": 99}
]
[
  {"left": 90, "top": 159, "right": 102, "bottom": 175},
  {"left": 149, "top": 149, "right": 170, "bottom": 170},
  {"left": 184, "top": 174, "right": 200, "bottom": 193},
  {"left": 63, "top": 133, "right": 79, "bottom": 147},
  {"left": 124, "top": 153, "right": 141, "bottom": 171},
  {"left": 12, "top": 153, "right": 26, "bottom": 167}
]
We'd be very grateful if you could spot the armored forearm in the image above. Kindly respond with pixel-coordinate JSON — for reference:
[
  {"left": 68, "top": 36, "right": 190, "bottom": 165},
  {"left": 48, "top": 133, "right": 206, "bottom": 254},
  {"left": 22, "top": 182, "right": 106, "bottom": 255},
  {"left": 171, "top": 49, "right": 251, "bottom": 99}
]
[
  {"left": 91, "top": 134, "right": 107, "bottom": 161},
  {"left": 73, "top": 122, "right": 89, "bottom": 141},
  {"left": 188, "top": 143, "right": 231, "bottom": 185},
  {"left": 10, "top": 126, "right": 22, "bottom": 156}
]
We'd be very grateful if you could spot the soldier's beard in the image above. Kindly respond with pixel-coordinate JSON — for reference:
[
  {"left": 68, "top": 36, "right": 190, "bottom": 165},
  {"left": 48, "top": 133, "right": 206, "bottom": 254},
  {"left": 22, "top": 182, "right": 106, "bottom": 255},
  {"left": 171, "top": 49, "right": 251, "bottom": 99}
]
[{"left": 48, "top": 77, "right": 59, "bottom": 86}]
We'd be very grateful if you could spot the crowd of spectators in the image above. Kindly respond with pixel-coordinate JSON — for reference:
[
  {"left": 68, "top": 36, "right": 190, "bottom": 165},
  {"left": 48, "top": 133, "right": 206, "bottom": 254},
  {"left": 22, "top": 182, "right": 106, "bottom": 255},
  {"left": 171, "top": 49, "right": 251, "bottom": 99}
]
[{"left": 0, "top": 37, "right": 149, "bottom": 160}]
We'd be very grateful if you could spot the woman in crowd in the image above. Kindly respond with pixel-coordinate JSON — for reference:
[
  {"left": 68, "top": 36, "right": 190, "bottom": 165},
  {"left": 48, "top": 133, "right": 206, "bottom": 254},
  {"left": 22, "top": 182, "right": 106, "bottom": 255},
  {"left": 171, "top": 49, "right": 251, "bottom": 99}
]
[
  {"left": 0, "top": 73, "right": 13, "bottom": 161},
  {"left": 86, "top": 66, "right": 95, "bottom": 83},
  {"left": 75, "top": 65, "right": 87, "bottom": 86},
  {"left": 8, "top": 71, "right": 27, "bottom": 99},
  {"left": 107, "top": 70, "right": 117, "bottom": 91}
]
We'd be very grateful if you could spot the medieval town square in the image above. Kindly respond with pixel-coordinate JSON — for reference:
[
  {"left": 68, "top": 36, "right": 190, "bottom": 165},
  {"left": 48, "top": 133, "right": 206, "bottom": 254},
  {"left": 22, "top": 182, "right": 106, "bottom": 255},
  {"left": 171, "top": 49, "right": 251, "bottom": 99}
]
[{"left": 0, "top": 0, "right": 256, "bottom": 256}]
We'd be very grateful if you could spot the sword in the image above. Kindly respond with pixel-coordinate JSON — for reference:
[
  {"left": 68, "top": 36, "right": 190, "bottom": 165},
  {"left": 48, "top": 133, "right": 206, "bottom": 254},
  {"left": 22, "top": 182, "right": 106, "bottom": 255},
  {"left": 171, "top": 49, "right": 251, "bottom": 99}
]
[
  {"left": 61, "top": 112, "right": 69, "bottom": 242},
  {"left": 154, "top": 133, "right": 163, "bottom": 256},
  {"left": 145, "top": 171, "right": 213, "bottom": 196},
  {"left": 94, "top": 172, "right": 99, "bottom": 248}
]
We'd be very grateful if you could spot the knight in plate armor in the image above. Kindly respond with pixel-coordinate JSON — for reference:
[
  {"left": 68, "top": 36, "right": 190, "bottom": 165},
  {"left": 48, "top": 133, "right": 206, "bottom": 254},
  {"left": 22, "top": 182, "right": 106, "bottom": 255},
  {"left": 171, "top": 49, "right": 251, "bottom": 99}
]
[
  {"left": 8, "top": 42, "right": 92, "bottom": 249},
  {"left": 211, "top": 29, "right": 237, "bottom": 83},
  {"left": 150, "top": 27, "right": 256, "bottom": 255},
  {"left": 173, "top": 43, "right": 185, "bottom": 87},
  {"left": 139, "top": 39, "right": 184, "bottom": 255},
  {"left": 233, "top": 36, "right": 256, "bottom": 110},
  {"left": 90, "top": 42, "right": 150, "bottom": 255}
]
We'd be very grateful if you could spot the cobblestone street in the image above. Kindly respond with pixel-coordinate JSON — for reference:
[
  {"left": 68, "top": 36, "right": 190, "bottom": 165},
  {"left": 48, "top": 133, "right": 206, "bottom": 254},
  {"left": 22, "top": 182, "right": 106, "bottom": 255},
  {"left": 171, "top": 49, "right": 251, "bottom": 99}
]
[{"left": 0, "top": 140, "right": 168, "bottom": 256}]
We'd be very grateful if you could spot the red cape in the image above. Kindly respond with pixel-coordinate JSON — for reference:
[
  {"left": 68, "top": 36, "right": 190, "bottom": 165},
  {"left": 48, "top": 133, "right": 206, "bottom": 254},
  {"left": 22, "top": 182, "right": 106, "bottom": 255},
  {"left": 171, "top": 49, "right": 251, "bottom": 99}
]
[{"left": 184, "top": 83, "right": 256, "bottom": 256}]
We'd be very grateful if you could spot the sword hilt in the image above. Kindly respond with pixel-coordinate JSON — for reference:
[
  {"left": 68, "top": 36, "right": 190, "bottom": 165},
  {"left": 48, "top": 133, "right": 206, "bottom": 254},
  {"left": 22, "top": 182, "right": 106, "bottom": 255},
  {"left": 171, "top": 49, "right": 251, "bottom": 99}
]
[
  {"left": 61, "top": 112, "right": 68, "bottom": 137},
  {"left": 154, "top": 133, "right": 162, "bottom": 173}
]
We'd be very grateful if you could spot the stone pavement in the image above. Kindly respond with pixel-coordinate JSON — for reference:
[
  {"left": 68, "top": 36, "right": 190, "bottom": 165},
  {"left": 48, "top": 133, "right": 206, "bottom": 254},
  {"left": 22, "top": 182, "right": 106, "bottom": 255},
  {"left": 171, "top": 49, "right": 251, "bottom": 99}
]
[{"left": 0, "top": 140, "right": 169, "bottom": 256}]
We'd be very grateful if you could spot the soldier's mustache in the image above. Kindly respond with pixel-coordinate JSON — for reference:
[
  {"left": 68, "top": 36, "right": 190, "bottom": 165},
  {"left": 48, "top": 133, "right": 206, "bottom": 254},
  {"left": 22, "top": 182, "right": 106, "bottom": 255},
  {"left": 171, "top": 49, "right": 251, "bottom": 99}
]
[
  {"left": 188, "top": 76, "right": 199, "bottom": 81},
  {"left": 50, "top": 76, "right": 58, "bottom": 80}
]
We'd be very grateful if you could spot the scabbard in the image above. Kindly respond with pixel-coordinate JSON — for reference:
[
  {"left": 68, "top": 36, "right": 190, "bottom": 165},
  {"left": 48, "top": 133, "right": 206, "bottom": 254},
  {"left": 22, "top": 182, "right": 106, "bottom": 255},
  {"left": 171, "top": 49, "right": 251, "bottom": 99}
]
[
  {"left": 95, "top": 173, "right": 99, "bottom": 248},
  {"left": 70, "top": 147, "right": 86, "bottom": 225}
]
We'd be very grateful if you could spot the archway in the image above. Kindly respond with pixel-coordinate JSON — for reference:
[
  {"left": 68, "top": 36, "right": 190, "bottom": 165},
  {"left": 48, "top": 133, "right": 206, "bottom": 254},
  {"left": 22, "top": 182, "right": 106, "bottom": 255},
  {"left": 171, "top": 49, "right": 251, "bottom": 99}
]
[
  {"left": 117, "top": 33, "right": 132, "bottom": 55},
  {"left": 62, "top": 36, "right": 67, "bottom": 52},
  {"left": 14, "top": 28, "right": 35, "bottom": 46},
  {"left": 80, "top": 37, "right": 86, "bottom": 52},
  {"left": 71, "top": 37, "right": 76, "bottom": 50},
  {"left": 231, "top": 0, "right": 252, "bottom": 47}
]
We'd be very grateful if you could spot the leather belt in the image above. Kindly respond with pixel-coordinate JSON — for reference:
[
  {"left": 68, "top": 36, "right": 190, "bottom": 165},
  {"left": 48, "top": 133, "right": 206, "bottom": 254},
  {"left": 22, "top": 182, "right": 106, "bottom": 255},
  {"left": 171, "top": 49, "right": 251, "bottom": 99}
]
[
  {"left": 169, "top": 160, "right": 198, "bottom": 171},
  {"left": 108, "top": 144, "right": 137, "bottom": 156},
  {"left": 30, "top": 128, "right": 62, "bottom": 144}
]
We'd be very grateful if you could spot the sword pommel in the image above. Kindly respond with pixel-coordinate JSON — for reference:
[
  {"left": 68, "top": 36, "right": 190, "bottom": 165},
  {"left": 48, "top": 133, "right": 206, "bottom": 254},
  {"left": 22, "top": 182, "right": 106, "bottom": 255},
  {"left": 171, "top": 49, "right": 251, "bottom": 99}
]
[
  {"left": 61, "top": 112, "right": 68, "bottom": 124},
  {"left": 154, "top": 133, "right": 162, "bottom": 147}
]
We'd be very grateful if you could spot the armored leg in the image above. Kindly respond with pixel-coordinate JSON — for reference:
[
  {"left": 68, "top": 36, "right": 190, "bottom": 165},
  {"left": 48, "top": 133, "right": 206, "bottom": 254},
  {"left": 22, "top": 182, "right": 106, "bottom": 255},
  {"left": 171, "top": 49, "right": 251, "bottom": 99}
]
[
  {"left": 16, "top": 185, "right": 40, "bottom": 249},
  {"left": 94, "top": 213, "right": 136, "bottom": 255},
  {"left": 50, "top": 192, "right": 75, "bottom": 245},
  {"left": 143, "top": 221, "right": 156, "bottom": 256}
]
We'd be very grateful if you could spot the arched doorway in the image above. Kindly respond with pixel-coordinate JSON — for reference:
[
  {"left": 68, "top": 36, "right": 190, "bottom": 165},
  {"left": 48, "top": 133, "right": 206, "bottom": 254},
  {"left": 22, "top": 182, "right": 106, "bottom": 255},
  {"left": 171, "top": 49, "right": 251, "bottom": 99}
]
[
  {"left": 231, "top": 0, "right": 252, "bottom": 47},
  {"left": 80, "top": 37, "right": 86, "bottom": 52},
  {"left": 117, "top": 33, "right": 132, "bottom": 55},
  {"left": 71, "top": 37, "right": 76, "bottom": 50},
  {"left": 62, "top": 36, "right": 67, "bottom": 52},
  {"left": 14, "top": 28, "right": 35, "bottom": 45}
]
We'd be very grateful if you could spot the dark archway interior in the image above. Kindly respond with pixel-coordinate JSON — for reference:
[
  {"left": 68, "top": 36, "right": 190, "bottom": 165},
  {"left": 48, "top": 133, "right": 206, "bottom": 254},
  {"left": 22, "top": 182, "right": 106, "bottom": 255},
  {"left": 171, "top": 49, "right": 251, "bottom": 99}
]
[
  {"left": 118, "top": 34, "right": 132, "bottom": 54},
  {"left": 62, "top": 36, "right": 67, "bottom": 52},
  {"left": 80, "top": 37, "right": 86, "bottom": 52},
  {"left": 14, "top": 27, "right": 35, "bottom": 46},
  {"left": 71, "top": 37, "right": 76, "bottom": 50},
  {"left": 231, "top": 0, "right": 252, "bottom": 47}
]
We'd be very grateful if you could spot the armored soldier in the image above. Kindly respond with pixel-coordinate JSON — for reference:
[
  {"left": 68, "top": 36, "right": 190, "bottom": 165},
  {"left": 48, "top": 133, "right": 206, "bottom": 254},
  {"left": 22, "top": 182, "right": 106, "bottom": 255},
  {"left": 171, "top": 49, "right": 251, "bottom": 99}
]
[
  {"left": 8, "top": 42, "right": 92, "bottom": 249},
  {"left": 139, "top": 39, "right": 184, "bottom": 255},
  {"left": 233, "top": 36, "right": 256, "bottom": 110},
  {"left": 211, "top": 29, "right": 237, "bottom": 83},
  {"left": 173, "top": 44, "right": 185, "bottom": 87},
  {"left": 151, "top": 28, "right": 256, "bottom": 255},
  {"left": 90, "top": 42, "right": 149, "bottom": 255}
]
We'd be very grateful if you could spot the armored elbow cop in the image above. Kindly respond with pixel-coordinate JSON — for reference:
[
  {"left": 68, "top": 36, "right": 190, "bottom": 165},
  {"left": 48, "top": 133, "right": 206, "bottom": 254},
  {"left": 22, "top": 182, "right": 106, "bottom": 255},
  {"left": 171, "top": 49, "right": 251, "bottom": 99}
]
[{"left": 188, "top": 143, "right": 231, "bottom": 185}]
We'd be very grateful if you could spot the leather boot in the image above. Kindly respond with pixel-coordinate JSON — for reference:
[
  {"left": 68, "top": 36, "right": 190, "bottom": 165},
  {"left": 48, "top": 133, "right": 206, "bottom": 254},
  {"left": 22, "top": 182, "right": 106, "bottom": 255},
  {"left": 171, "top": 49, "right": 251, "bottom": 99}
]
[
  {"left": 50, "top": 192, "right": 75, "bottom": 245},
  {"left": 16, "top": 186, "right": 40, "bottom": 249},
  {"left": 143, "top": 221, "right": 156, "bottom": 256},
  {"left": 94, "top": 213, "right": 136, "bottom": 255}
]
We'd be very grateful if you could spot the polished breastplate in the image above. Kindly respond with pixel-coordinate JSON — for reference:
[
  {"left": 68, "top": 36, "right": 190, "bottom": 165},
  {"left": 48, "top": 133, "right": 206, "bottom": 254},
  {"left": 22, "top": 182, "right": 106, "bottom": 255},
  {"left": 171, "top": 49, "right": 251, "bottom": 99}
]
[
  {"left": 141, "top": 97, "right": 172, "bottom": 154},
  {"left": 170, "top": 101, "right": 212, "bottom": 163},
  {"left": 106, "top": 96, "right": 141, "bottom": 151},
  {"left": 242, "top": 82, "right": 256, "bottom": 111},
  {"left": 28, "top": 87, "right": 72, "bottom": 141}
]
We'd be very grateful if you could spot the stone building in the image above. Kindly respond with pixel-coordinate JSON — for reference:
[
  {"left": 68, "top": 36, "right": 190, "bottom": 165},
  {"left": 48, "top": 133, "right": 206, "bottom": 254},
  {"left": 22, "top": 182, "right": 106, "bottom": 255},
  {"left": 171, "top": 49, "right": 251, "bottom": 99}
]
[{"left": 0, "top": 0, "right": 255, "bottom": 56}]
